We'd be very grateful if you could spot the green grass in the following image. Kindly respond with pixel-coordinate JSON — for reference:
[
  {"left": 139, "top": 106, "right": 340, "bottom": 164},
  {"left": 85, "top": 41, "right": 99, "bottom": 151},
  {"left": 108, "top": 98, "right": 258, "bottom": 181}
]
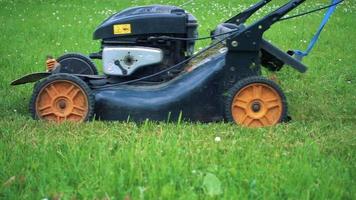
[{"left": 0, "top": 0, "right": 355, "bottom": 199}]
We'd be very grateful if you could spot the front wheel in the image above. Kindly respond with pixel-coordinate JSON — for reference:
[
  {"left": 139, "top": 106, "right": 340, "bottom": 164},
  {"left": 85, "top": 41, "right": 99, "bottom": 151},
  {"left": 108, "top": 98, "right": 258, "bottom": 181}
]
[
  {"left": 224, "top": 76, "right": 288, "bottom": 128},
  {"left": 30, "top": 74, "right": 95, "bottom": 123}
]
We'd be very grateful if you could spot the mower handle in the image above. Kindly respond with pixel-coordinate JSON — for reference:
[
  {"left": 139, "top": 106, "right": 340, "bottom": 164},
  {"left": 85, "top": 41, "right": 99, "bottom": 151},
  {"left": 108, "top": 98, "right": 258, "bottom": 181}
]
[
  {"left": 225, "top": 0, "right": 307, "bottom": 76},
  {"left": 225, "top": 0, "right": 272, "bottom": 25},
  {"left": 256, "top": 0, "right": 306, "bottom": 30},
  {"left": 227, "top": 0, "right": 306, "bottom": 52}
]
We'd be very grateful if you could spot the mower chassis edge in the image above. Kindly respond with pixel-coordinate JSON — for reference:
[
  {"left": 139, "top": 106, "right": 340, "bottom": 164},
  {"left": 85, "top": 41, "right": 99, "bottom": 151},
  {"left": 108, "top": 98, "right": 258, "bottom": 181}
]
[
  {"left": 10, "top": 72, "right": 51, "bottom": 86},
  {"left": 11, "top": 72, "right": 107, "bottom": 86}
]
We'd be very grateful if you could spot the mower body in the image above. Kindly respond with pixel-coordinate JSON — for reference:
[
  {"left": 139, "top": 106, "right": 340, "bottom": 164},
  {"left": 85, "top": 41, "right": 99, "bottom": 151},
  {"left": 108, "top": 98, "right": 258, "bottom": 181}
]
[
  {"left": 11, "top": 0, "right": 310, "bottom": 126},
  {"left": 94, "top": 53, "right": 226, "bottom": 122}
]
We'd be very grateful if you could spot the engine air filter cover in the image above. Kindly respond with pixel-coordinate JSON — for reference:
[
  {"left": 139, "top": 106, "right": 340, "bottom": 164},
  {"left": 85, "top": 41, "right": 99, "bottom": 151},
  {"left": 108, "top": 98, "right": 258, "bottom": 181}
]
[{"left": 93, "top": 5, "right": 198, "bottom": 40}]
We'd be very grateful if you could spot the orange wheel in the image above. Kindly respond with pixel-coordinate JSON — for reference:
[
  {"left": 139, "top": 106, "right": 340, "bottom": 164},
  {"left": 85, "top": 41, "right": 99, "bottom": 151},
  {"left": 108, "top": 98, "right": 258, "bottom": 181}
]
[
  {"left": 30, "top": 74, "right": 94, "bottom": 123},
  {"left": 225, "top": 76, "right": 287, "bottom": 128}
]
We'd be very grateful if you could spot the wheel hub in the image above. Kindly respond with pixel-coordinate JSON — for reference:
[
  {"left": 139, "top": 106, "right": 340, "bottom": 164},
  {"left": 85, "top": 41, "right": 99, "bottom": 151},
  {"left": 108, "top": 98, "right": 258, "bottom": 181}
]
[
  {"left": 251, "top": 101, "right": 261, "bottom": 112},
  {"left": 53, "top": 97, "right": 72, "bottom": 116},
  {"left": 58, "top": 99, "right": 67, "bottom": 110}
]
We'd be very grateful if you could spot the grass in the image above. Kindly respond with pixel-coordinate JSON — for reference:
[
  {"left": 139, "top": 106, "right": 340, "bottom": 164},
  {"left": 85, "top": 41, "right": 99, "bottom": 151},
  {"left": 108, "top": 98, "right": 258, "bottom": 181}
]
[{"left": 0, "top": 0, "right": 355, "bottom": 199}]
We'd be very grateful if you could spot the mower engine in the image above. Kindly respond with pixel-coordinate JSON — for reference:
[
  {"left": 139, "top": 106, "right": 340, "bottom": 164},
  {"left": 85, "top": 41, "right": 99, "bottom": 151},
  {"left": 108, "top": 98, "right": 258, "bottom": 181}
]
[{"left": 91, "top": 5, "right": 198, "bottom": 81}]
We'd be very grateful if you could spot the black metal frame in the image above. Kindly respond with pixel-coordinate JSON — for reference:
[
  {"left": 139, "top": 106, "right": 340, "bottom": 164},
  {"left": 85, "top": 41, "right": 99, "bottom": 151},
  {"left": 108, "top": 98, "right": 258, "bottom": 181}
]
[{"left": 222, "top": 0, "right": 307, "bottom": 89}]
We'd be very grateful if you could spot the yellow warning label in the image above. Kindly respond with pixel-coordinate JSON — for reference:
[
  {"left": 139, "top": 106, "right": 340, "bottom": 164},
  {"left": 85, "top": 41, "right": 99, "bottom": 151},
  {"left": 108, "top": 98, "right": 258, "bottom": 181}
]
[{"left": 113, "top": 24, "right": 131, "bottom": 35}]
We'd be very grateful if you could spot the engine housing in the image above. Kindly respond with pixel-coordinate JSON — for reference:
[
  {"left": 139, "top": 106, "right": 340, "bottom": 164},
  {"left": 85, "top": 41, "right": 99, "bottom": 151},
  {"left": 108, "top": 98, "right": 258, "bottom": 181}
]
[{"left": 93, "top": 5, "right": 198, "bottom": 79}]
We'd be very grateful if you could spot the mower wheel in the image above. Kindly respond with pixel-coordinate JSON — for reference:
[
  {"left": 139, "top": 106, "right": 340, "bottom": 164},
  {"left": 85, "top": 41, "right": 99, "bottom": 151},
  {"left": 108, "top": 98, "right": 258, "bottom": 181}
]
[
  {"left": 30, "top": 74, "right": 95, "bottom": 123},
  {"left": 224, "top": 76, "right": 287, "bottom": 128},
  {"left": 55, "top": 53, "right": 98, "bottom": 75}
]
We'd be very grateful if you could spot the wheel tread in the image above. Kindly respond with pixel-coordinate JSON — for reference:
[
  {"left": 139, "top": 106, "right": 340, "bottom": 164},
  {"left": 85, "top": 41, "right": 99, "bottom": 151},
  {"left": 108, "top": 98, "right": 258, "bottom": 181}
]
[
  {"left": 224, "top": 76, "right": 288, "bottom": 127},
  {"left": 30, "top": 74, "right": 95, "bottom": 122}
]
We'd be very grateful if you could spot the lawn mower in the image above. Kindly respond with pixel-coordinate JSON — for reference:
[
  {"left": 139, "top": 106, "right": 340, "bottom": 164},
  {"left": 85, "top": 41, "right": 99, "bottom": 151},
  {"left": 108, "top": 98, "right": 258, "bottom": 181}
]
[{"left": 12, "top": 0, "right": 333, "bottom": 127}]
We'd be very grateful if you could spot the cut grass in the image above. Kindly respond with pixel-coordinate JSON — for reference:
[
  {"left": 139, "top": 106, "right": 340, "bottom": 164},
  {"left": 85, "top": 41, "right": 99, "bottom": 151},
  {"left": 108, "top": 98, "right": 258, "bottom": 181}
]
[
  {"left": 0, "top": 0, "right": 355, "bottom": 199},
  {"left": 0, "top": 120, "right": 354, "bottom": 199}
]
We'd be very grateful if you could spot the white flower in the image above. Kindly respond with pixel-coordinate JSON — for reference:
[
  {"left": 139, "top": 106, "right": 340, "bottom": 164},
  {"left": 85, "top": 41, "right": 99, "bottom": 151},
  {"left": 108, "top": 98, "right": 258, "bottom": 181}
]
[{"left": 214, "top": 136, "right": 221, "bottom": 142}]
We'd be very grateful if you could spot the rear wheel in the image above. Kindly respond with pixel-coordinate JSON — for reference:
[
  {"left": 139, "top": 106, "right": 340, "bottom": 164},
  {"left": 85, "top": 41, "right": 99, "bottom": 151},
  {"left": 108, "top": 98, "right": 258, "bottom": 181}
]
[
  {"left": 225, "top": 76, "right": 287, "bottom": 128},
  {"left": 55, "top": 53, "right": 98, "bottom": 75},
  {"left": 30, "top": 74, "right": 95, "bottom": 123}
]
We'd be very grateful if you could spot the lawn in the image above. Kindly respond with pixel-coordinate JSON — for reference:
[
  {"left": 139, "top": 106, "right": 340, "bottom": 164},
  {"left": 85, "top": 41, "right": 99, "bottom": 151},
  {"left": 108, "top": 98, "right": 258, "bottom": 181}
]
[{"left": 0, "top": 0, "right": 355, "bottom": 199}]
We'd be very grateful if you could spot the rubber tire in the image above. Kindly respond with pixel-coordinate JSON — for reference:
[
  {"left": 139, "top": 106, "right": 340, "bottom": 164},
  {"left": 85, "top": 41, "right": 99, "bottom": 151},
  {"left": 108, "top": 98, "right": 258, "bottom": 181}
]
[
  {"left": 56, "top": 53, "right": 98, "bottom": 75},
  {"left": 30, "top": 73, "right": 95, "bottom": 122},
  {"left": 224, "top": 76, "right": 288, "bottom": 126}
]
